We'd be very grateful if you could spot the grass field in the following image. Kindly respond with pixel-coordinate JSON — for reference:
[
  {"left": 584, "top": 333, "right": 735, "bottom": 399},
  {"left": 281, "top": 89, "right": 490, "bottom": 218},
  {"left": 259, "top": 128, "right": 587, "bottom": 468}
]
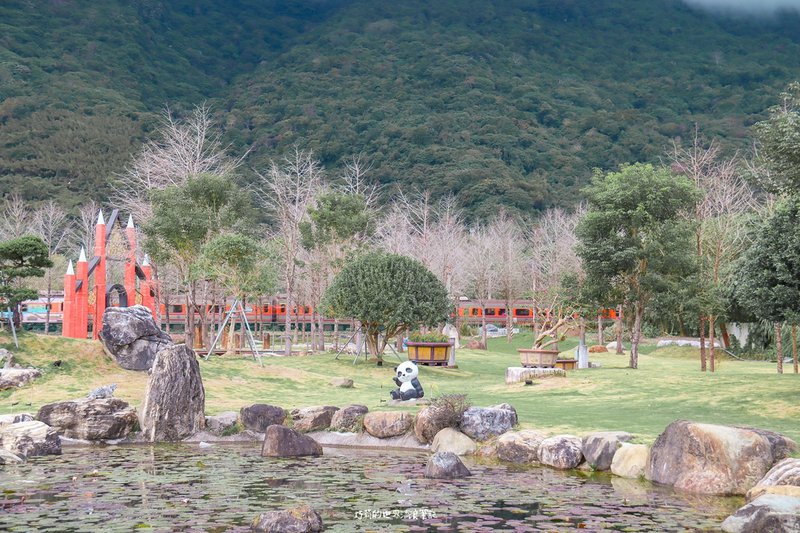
[{"left": 2, "top": 331, "right": 799, "bottom": 445}]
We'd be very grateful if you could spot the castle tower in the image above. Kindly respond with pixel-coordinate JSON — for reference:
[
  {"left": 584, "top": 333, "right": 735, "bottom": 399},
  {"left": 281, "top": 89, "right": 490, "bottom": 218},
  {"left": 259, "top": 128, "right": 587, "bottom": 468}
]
[
  {"left": 62, "top": 260, "right": 75, "bottom": 338},
  {"left": 92, "top": 211, "right": 106, "bottom": 340}
]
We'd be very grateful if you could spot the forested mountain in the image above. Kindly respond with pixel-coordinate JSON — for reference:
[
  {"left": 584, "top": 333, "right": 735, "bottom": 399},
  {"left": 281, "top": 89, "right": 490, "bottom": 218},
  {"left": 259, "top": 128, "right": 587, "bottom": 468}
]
[{"left": 2, "top": 0, "right": 800, "bottom": 216}]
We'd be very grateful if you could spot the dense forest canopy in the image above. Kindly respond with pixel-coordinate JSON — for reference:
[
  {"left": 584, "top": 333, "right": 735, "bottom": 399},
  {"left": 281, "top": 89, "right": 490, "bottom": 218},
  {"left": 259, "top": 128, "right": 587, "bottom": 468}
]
[{"left": 1, "top": 0, "right": 800, "bottom": 217}]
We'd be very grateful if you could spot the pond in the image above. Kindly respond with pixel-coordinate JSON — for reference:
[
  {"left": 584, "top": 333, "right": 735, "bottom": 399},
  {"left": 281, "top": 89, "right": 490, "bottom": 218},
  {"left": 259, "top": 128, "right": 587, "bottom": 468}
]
[{"left": 0, "top": 444, "right": 739, "bottom": 532}]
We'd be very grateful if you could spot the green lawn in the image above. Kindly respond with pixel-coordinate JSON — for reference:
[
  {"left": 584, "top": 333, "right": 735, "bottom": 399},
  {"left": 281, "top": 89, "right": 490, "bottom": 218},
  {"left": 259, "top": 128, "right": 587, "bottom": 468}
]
[{"left": 2, "top": 331, "right": 799, "bottom": 445}]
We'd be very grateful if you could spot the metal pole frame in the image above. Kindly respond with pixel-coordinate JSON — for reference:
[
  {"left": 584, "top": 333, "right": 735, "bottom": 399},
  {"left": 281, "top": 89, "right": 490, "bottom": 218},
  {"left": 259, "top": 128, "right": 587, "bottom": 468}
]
[{"left": 203, "top": 299, "right": 263, "bottom": 366}]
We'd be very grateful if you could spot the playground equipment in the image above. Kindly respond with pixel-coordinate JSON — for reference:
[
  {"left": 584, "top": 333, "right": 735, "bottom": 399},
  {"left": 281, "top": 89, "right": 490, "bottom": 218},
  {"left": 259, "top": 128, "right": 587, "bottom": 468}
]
[{"left": 62, "top": 210, "right": 155, "bottom": 339}]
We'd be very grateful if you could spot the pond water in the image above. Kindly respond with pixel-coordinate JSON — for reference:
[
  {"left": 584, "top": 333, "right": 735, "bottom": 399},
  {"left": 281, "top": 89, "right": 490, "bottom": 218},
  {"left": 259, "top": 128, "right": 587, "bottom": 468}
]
[{"left": 0, "top": 444, "right": 739, "bottom": 532}]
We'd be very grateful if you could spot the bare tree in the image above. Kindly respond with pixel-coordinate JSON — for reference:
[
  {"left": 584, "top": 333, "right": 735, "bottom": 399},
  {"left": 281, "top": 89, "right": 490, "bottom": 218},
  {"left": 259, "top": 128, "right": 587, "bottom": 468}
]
[
  {"left": 464, "top": 224, "right": 499, "bottom": 348},
  {"left": 0, "top": 193, "right": 32, "bottom": 240},
  {"left": 76, "top": 200, "right": 100, "bottom": 254},
  {"left": 33, "top": 201, "right": 72, "bottom": 334},
  {"left": 488, "top": 210, "right": 528, "bottom": 342},
  {"left": 255, "top": 148, "right": 323, "bottom": 356},
  {"left": 113, "top": 105, "right": 243, "bottom": 221},
  {"left": 671, "top": 129, "right": 759, "bottom": 371}
]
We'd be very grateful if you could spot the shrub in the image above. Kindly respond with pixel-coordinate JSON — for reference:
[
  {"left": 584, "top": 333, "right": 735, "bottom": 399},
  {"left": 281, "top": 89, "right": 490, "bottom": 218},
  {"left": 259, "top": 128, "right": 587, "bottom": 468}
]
[{"left": 408, "top": 332, "right": 449, "bottom": 343}]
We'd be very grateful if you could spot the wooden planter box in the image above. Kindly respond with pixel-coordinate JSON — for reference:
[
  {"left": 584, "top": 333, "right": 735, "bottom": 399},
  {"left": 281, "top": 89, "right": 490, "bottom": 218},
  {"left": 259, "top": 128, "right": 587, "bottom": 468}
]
[
  {"left": 555, "top": 359, "right": 577, "bottom": 370},
  {"left": 407, "top": 341, "right": 453, "bottom": 366},
  {"left": 518, "top": 348, "right": 559, "bottom": 368}
]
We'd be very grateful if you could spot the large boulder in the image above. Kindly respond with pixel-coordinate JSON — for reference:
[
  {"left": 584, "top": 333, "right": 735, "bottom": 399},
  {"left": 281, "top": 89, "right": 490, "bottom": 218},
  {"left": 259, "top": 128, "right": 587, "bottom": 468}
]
[
  {"left": 414, "top": 407, "right": 451, "bottom": 444},
  {"left": 0, "top": 448, "right": 22, "bottom": 464},
  {"left": 460, "top": 406, "right": 515, "bottom": 441},
  {"left": 495, "top": 430, "right": 547, "bottom": 464},
  {"left": 240, "top": 404, "right": 287, "bottom": 432},
  {"left": 0, "top": 367, "right": 42, "bottom": 389},
  {"left": 100, "top": 305, "right": 173, "bottom": 371},
  {"left": 251, "top": 506, "right": 324, "bottom": 532},
  {"left": 205, "top": 412, "right": 240, "bottom": 435},
  {"left": 539, "top": 435, "right": 583, "bottom": 470},
  {"left": 582, "top": 431, "right": 633, "bottom": 471},
  {"left": 646, "top": 420, "right": 793, "bottom": 495},
  {"left": 720, "top": 494, "right": 800, "bottom": 533},
  {"left": 329, "top": 405, "right": 368, "bottom": 432},
  {"left": 261, "top": 425, "right": 322, "bottom": 457},
  {"left": 424, "top": 451, "right": 472, "bottom": 479},
  {"left": 37, "top": 398, "right": 138, "bottom": 440},
  {"left": 611, "top": 443, "right": 649, "bottom": 479},
  {"left": 431, "top": 428, "right": 478, "bottom": 456},
  {"left": 746, "top": 458, "right": 800, "bottom": 501},
  {"left": 140, "top": 344, "right": 205, "bottom": 442},
  {"left": 291, "top": 406, "right": 339, "bottom": 432},
  {"left": 363, "top": 412, "right": 413, "bottom": 439},
  {"left": 0, "top": 420, "right": 61, "bottom": 458}
]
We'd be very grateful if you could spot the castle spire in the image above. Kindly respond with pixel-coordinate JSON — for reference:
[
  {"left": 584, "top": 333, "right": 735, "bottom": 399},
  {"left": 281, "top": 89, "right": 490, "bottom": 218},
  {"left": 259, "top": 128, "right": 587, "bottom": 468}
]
[
  {"left": 78, "top": 247, "right": 87, "bottom": 262},
  {"left": 96, "top": 210, "right": 105, "bottom": 225},
  {"left": 66, "top": 260, "right": 74, "bottom": 275}
]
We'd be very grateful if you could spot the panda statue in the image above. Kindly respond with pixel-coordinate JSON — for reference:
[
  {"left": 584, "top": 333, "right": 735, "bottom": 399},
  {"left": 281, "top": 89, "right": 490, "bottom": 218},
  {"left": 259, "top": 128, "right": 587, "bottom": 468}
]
[{"left": 390, "top": 361, "right": 425, "bottom": 401}]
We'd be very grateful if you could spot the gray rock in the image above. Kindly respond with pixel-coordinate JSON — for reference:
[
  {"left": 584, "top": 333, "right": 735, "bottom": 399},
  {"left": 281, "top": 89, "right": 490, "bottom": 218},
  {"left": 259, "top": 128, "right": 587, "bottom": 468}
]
[
  {"left": 0, "top": 367, "right": 42, "bottom": 389},
  {"left": 611, "top": 443, "right": 649, "bottom": 479},
  {"left": 0, "top": 420, "right": 61, "bottom": 458},
  {"left": 240, "top": 404, "right": 286, "bottom": 432},
  {"left": 307, "top": 430, "right": 426, "bottom": 451},
  {"left": 0, "top": 448, "right": 22, "bottom": 464},
  {"left": 261, "top": 425, "right": 322, "bottom": 457},
  {"left": 0, "top": 413, "right": 33, "bottom": 428},
  {"left": 37, "top": 398, "right": 138, "bottom": 440},
  {"left": 738, "top": 426, "right": 798, "bottom": 462},
  {"left": 414, "top": 406, "right": 451, "bottom": 444},
  {"left": 539, "top": 435, "right": 584, "bottom": 469},
  {"left": 251, "top": 505, "right": 324, "bottom": 532},
  {"left": 489, "top": 403, "right": 518, "bottom": 426},
  {"left": 582, "top": 431, "right": 633, "bottom": 471},
  {"left": 291, "top": 406, "right": 339, "bottom": 432},
  {"left": 140, "top": 344, "right": 205, "bottom": 442},
  {"left": 205, "top": 412, "right": 240, "bottom": 435},
  {"left": 721, "top": 494, "right": 800, "bottom": 533},
  {"left": 329, "top": 378, "right": 353, "bottom": 388},
  {"left": 100, "top": 305, "right": 173, "bottom": 371},
  {"left": 424, "top": 451, "right": 472, "bottom": 479},
  {"left": 0, "top": 348, "right": 14, "bottom": 369},
  {"left": 647, "top": 420, "right": 788, "bottom": 495},
  {"left": 460, "top": 407, "right": 515, "bottom": 441},
  {"left": 87, "top": 383, "right": 117, "bottom": 399},
  {"left": 758, "top": 458, "right": 800, "bottom": 488},
  {"left": 329, "top": 405, "right": 368, "bottom": 432}
]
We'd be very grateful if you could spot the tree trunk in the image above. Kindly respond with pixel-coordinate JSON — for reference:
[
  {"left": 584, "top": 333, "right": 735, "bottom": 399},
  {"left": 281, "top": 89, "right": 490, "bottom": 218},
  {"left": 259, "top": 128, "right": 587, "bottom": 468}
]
[
  {"left": 597, "top": 313, "right": 603, "bottom": 345},
  {"left": 775, "top": 322, "right": 784, "bottom": 374},
  {"left": 615, "top": 305, "right": 624, "bottom": 355},
  {"left": 334, "top": 319, "right": 339, "bottom": 351},
  {"left": 481, "top": 315, "right": 488, "bottom": 350},
  {"left": 792, "top": 324, "right": 798, "bottom": 374},
  {"left": 185, "top": 291, "right": 194, "bottom": 349},
  {"left": 45, "top": 273, "right": 52, "bottom": 335},
  {"left": 283, "top": 298, "right": 292, "bottom": 357},
  {"left": 630, "top": 303, "right": 642, "bottom": 369},
  {"left": 719, "top": 322, "right": 731, "bottom": 349},
  {"left": 366, "top": 329, "right": 381, "bottom": 364},
  {"left": 505, "top": 301, "right": 513, "bottom": 343},
  {"left": 317, "top": 313, "right": 325, "bottom": 352},
  {"left": 709, "top": 316, "right": 716, "bottom": 373},
  {"left": 699, "top": 316, "right": 707, "bottom": 372}
]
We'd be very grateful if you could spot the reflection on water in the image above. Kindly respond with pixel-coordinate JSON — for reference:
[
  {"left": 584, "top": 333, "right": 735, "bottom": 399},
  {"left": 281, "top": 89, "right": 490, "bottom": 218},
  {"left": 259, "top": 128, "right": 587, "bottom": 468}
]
[{"left": 0, "top": 444, "right": 737, "bottom": 532}]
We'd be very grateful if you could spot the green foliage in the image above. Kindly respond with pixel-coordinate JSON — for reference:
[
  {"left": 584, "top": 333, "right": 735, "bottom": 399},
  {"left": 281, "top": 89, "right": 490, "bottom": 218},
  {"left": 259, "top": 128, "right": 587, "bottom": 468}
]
[
  {"left": 407, "top": 332, "right": 450, "bottom": 343},
  {"left": 300, "top": 192, "right": 374, "bottom": 250},
  {"left": 144, "top": 174, "right": 255, "bottom": 270},
  {"left": 197, "top": 234, "right": 277, "bottom": 299},
  {"left": 322, "top": 252, "right": 450, "bottom": 360},
  {"left": 3, "top": 1, "right": 800, "bottom": 214},
  {"left": 753, "top": 82, "right": 800, "bottom": 195},
  {"left": 734, "top": 198, "right": 800, "bottom": 324},
  {"left": 0, "top": 235, "right": 52, "bottom": 323},
  {"left": 576, "top": 163, "right": 699, "bottom": 367}
]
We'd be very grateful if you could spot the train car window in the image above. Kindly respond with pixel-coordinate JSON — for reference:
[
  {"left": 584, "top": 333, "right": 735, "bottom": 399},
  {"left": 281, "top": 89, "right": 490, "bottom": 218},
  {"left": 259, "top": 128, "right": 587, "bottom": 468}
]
[
  {"left": 499, "top": 308, "right": 507, "bottom": 316},
  {"left": 262, "top": 306, "right": 269, "bottom": 313},
  {"left": 171, "top": 305, "right": 183, "bottom": 313},
  {"left": 514, "top": 308, "right": 531, "bottom": 317},
  {"left": 485, "top": 308, "right": 496, "bottom": 316},
  {"left": 279, "top": 304, "right": 286, "bottom": 313}
]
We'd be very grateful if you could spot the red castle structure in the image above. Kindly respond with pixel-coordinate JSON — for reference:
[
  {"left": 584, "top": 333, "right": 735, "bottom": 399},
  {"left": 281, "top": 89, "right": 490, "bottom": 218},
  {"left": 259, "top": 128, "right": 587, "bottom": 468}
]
[{"left": 62, "top": 210, "right": 156, "bottom": 339}]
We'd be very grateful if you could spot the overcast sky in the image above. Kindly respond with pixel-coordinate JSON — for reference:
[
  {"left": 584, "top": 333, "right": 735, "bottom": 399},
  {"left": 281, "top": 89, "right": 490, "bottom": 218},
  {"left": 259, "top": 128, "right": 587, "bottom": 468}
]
[{"left": 683, "top": 0, "right": 800, "bottom": 15}]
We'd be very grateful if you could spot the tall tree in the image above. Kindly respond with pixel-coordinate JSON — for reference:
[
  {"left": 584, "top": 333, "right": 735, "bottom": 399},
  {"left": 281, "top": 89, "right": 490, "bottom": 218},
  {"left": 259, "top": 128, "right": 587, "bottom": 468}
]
[
  {"left": 144, "top": 174, "right": 254, "bottom": 348},
  {"left": 489, "top": 210, "right": 527, "bottom": 342},
  {"left": 33, "top": 201, "right": 72, "bottom": 334},
  {"left": 751, "top": 82, "right": 800, "bottom": 196},
  {"left": 576, "top": 163, "right": 699, "bottom": 369},
  {"left": 735, "top": 198, "right": 800, "bottom": 374},
  {"left": 255, "top": 148, "right": 323, "bottom": 356}
]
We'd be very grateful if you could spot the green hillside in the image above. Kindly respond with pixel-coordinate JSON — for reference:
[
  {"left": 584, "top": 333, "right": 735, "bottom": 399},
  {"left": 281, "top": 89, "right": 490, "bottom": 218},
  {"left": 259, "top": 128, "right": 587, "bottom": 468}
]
[{"left": 2, "top": 0, "right": 800, "bottom": 215}]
